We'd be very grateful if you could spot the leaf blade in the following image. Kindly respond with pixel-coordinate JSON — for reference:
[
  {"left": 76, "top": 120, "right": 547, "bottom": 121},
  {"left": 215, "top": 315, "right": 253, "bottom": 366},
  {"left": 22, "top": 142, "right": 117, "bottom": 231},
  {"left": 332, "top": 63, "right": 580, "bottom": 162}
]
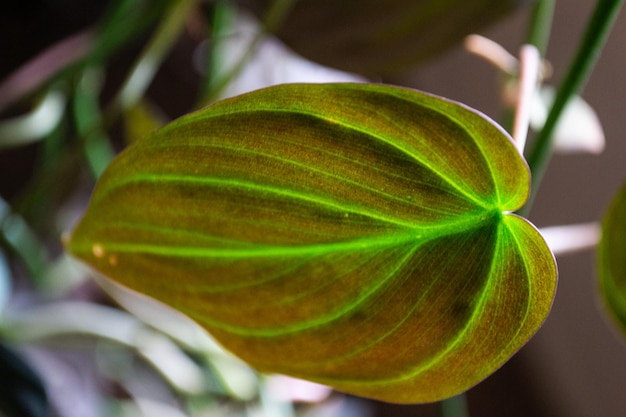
[{"left": 67, "top": 83, "right": 556, "bottom": 403}]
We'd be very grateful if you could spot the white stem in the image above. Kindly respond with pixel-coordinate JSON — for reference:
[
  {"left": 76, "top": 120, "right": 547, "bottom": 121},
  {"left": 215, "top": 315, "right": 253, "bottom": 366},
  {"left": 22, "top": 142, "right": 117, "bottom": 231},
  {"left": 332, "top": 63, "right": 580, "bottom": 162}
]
[
  {"left": 540, "top": 222, "right": 601, "bottom": 255},
  {"left": 464, "top": 34, "right": 518, "bottom": 74},
  {"left": 512, "top": 44, "right": 541, "bottom": 153}
]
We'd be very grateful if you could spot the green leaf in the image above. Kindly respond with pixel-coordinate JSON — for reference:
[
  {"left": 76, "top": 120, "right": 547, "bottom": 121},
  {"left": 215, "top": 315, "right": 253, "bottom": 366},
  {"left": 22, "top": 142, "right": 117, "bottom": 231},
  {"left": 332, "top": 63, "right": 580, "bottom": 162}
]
[
  {"left": 67, "top": 83, "right": 556, "bottom": 403},
  {"left": 123, "top": 100, "right": 166, "bottom": 144},
  {"left": 599, "top": 182, "right": 626, "bottom": 334},
  {"left": 236, "top": 0, "right": 521, "bottom": 76}
]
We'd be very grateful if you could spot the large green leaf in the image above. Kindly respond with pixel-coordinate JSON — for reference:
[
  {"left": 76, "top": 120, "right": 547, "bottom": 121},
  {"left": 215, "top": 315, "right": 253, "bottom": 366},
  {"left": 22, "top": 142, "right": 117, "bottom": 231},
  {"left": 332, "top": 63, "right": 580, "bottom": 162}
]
[
  {"left": 236, "top": 0, "right": 522, "bottom": 76},
  {"left": 67, "top": 83, "right": 556, "bottom": 403},
  {"left": 599, "top": 182, "right": 626, "bottom": 334}
]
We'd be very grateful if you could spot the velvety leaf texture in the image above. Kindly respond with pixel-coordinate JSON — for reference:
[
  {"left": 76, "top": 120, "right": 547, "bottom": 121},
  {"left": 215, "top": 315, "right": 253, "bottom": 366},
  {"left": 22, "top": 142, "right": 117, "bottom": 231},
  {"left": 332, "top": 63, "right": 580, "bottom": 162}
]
[
  {"left": 236, "top": 0, "right": 521, "bottom": 75},
  {"left": 599, "top": 182, "right": 626, "bottom": 334},
  {"left": 67, "top": 83, "right": 556, "bottom": 403}
]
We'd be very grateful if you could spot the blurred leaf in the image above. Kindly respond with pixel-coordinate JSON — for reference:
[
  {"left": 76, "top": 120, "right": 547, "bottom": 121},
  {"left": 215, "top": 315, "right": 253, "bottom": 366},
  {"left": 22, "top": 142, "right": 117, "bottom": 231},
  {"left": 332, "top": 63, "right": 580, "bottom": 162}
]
[
  {"left": 67, "top": 83, "right": 556, "bottom": 403},
  {"left": 39, "top": 255, "right": 88, "bottom": 295},
  {"left": 73, "top": 68, "right": 115, "bottom": 178},
  {"left": 118, "top": 397, "right": 191, "bottom": 417},
  {"left": 3, "top": 300, "right": 206, "bottom": 396},
  {"left": 94, "top": 275, "right": 260, "bottom": 399},
  {"left": 208, "top": 353, "right": 259, "bottom": 400},
  {"left": 0, "top": 344, "right": 48, "bottom": 417},
  {"left": 599, "top": 182, "right": 626, "bottom": 334},
  {"left": 86, "top": 0, "right": 171, "bottom": 67},
  {"left": 441, "top": 394, "right": 470, "bottom": 417},
  {"left": 0, "top": 88, "right": 67, "bottom": 149},
  {"left": 200, "top": 0, "right": 296, "bottom": 103},
  {"left": 529, "top": 86, "right": 605, "bottom": 154},
  {"left": 0, "top": 197, "right": 49, "bottom": 282},
  {"left": 3, "top": 301, "right": 144, "bottom": 344},
  {"left": 123, "top": 100, "right": 166, "bottom": 144},
  {"left": 0, "top": 0, "right": 169, "bottom": 113},
  {"left": 207, "top": 9, "right": 365, "bottom": 101},
  {"left": 0, "top": 250, "right": 10, "bottom": 316},
  {"left": 92, "top": 274, "right": 220, "bottom": 353},
  {"left": 265, "top": 375, "right": 332, "bottom": 403},
  {"left": 0, "top": 31, "right": 92, "bottom": 113},
  {"left": 236, "top": 0, "right": 522, "bottom": 76},
  {"left": 112, "top": 0, "right": 196, "bottom": 114}
]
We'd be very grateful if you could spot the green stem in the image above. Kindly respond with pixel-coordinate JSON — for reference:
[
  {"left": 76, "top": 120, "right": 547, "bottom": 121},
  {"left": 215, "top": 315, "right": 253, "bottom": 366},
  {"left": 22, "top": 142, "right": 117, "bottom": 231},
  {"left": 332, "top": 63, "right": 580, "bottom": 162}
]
[
  {"left": 260, "top": 0, "right": 297, "bottom": 31},
  {"left": 83, "top": 0, "right": 195, "bottom": 178},
  {"left": 202, "top": 0, "right": 237, "bottom": 100},
  {"left": 108, "top": 0, "right": 196, "bottom": 116},
  {"left": 73, "top": 68, "right": 115, "bottom": 178},
  {"left": 522, "top": 0, "right": 624, "bottom": 215},
  {"left": 0, "top": 196, "right": 49, "bottom": 283},
  {"left": 441, "top": 394, "right": 470, "bottom": 417},
  {"left": 526, "top": 0, "right": 556, "bottom": 56},
  {"left": 199, "top": 0, "right": 296, "bottom": 105}
]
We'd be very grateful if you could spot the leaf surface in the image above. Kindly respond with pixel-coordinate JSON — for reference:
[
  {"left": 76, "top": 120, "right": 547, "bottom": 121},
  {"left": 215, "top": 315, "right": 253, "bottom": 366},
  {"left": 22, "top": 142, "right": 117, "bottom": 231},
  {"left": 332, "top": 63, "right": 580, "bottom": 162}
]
[
  {"left": 599, "top": 182, "right": 626, "bottom": 334},
  {"left": 67, "top": 83, "right": 556, "bottom": 403}
]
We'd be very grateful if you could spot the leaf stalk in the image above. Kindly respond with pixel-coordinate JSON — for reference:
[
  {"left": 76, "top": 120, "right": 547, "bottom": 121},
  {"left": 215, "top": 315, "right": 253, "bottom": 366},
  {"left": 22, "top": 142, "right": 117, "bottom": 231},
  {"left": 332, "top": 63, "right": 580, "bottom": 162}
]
[{"left": 522, "top": 0, "right": 625, "bottom": 214}]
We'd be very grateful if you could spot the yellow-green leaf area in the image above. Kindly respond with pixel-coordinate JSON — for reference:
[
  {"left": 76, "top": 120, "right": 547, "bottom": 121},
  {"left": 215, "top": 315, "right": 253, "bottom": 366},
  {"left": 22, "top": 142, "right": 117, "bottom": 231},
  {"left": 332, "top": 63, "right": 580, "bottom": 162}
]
[
  {"left": 67, "top": 83, "right": 556, "bottom": 403},
  {"left": 599, "top": 182, "right": 626, "bottom": 334}
]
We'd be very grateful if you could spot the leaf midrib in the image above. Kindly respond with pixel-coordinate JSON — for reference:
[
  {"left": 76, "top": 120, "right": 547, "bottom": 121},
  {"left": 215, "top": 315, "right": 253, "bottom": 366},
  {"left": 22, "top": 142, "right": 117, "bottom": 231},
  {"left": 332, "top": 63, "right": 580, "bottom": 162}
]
[{"left": 74, "top": 209, "right": 498, "bottom": 260}]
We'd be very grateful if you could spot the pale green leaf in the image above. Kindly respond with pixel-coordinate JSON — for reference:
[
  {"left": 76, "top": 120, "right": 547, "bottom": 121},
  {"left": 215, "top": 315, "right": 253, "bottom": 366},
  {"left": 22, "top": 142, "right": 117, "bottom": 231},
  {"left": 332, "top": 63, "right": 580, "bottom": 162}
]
[{"left": 599, "top": 182, "right": 626, "bottom": 334}]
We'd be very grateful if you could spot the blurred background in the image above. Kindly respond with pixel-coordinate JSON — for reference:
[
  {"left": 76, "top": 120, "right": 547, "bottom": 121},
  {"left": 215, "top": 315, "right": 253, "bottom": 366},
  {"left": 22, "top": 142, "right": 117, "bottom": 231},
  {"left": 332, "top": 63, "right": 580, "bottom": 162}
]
[{"left": 1, "top": 1, "right": 625, "bottom": 416}]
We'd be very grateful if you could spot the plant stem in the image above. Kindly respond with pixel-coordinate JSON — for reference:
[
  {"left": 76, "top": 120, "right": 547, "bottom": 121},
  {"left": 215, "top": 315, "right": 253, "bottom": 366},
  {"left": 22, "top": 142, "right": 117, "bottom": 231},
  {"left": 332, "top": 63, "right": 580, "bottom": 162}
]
[
  {"left": 0, "top": 196, "right": 48, "bottom": 283},
  {"left": 85, "top": 0, "right": 195, "bottom": 178},
  {"left": 109, "top": 0, "right": 196, "bottom": 116},
  {"left": 526, "top": 0, "right": 556, "bottom": 56},
  {"left": 73, "top": 68, "right": 115, "bottom": 178},
  {"left": 512, "top": 44, "right": 541, "bottom": 153},
  {"left": 521, "top": 0, "right": 624, "bottom": 215},
  {"left": 441, "top": 394, "right": 470, "bottom": 417},
  {"left": 199, "top": 0, "right": 296, "bottom": 105},
  {"left": 202, "top": 0, "right": 237, "bottom": 101},
  {"left": 260, "top": 0, "right": 296, "bottom": 31}
]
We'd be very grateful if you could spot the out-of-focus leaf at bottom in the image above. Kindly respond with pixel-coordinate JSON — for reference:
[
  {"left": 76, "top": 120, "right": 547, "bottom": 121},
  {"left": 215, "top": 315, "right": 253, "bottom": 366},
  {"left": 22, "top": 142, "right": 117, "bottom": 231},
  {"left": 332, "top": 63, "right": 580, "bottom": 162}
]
[
  {"left": 0, "top": 344, "right": 48, "bottom": 417},
  {"left": 67, "top": 83, "right": 557, "bottom": 403},
  {"left": 599, "top": 182, "right": 626, "bottom": 334}
]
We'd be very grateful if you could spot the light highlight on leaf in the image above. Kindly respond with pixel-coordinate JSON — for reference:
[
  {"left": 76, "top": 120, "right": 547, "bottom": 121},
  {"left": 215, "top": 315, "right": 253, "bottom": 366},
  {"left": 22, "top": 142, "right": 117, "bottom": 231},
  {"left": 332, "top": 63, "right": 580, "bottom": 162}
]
[{"left": 67, "top": 83, "right": 556, "bottom": 403}]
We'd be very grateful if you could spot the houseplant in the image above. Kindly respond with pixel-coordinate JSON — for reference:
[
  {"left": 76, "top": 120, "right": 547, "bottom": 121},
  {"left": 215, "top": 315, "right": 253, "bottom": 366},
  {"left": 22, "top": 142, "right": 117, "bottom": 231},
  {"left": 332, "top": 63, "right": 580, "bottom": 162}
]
[{"left": 1, "top": 1, "right": 625, "bottom": 416}]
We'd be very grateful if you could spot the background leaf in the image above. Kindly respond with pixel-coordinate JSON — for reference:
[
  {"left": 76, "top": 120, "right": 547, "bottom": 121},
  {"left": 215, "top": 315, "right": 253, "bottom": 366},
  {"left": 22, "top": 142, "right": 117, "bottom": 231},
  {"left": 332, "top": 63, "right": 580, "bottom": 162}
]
[
  {"left": 0, "top": 344, "right": 48, "bottom": 417},
  {"left": 599, "top": 182, "right": 626, "bottom": 334},
  {"left": 235, "top": 0, "right": 522, "bottom": 76},
  {"left": 67, "top": 83, "right": 556, "bottom": 403}
]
